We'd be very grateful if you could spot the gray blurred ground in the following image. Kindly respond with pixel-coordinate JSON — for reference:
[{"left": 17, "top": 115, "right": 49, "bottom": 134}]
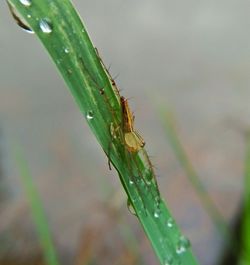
[{"left": 0, "top": 1, "right": 249, "bottom": 264}]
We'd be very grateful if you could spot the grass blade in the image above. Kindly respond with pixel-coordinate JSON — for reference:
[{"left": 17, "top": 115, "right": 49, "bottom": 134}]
[
  {"left": 239, "top": 132, "right": 250, "bottom": 264},
  {"left": 160, "top": 109, "right": 231, "bottom": 241},
  {"left": 7, "top": 1, "right": 199, "bottom": 264},
  {"left": 14, "top": 146, "right": 60, "bottom": 265}
]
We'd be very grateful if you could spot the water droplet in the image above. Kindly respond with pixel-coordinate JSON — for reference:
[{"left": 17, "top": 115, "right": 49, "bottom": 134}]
[
  {"left": 166, "top": 218, "right": 174, "bottom": 228},
  {"left": 164, "top": 256, "right": 173, "bottom": 265},
  {"left": 129, "top": 179, "right": 134, "bottom": 185},
  {"left": 154, "top": 208, "right": 161, "bottom": 218},
  {"left": 86, "top": 111, "right": 94, "bottom": 120},
  {"left": 176, "top": 236, "right": 190, "bottom": 255},
  {"left": 110, "top": 123, "right": 117, "bottom": 139},
  {"left": 64, "top": 48, "right": 69, "bottom": 54},
  {"left": 20, "top": 0, "right": 31, "bottom": 6},
  {"left": 20, "top": 24, "right": 33, "bottom": 33},
  {"left": 39, "top": 18, "right": 53, "bottom": 34},
  {"left": 145, "top": 179, "right": 152, "bottom": 185},
  {"left": 127, "top": 199, "right": 137, "bottom": 216},
  {"left": 155, "top": 194, "right": 161, "bottom": 204},
  {"left": 27, "top": 14, "right": 31, "bottom": 18},
  {"left": 154, "top": 200, "right": 161, "bottom": 214},
  {"left": 7, "top": 2, "right": 33, "bottom": 33}
]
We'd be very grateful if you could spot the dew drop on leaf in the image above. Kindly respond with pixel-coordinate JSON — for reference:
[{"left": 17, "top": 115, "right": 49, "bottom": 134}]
[
  {"left": 64, "top": 48, "right": 69, "bottom": 54},
  {"left": 110, "top": 123, "right": 117, "bottom": 139},
  {"left": 166, "top": 217, "right": 174, "bottom": 228},
  {"left": 39, "top": 18, "right": 53, "bottom": 34},
  {"left": 129, "top": 179, "right": 134, "bottom": 185},
  {"left": 164, "top": 256, "right": 173, "bottom": 265},
  {"left": 145, "top": 178, "right": 152, "bottom": 185},
  {"left": 86, "top": 110, "right": 94, "bottom": 120},
  {"left": 19, "top": 0, "right": 31, "bottom": 6},
  {"left": 176, "top": 235, "right": 190, "bottom": 255},
  {"left": 7, "top": 2, "right": 33, "bottom": 33},
  {"left": 154, "top": 208, "right": 161, "bottom": 218}
]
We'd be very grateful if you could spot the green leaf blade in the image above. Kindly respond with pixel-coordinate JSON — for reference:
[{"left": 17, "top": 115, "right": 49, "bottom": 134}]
[{"left": 7, "top": 1, "right": 199, "bottom": 264}]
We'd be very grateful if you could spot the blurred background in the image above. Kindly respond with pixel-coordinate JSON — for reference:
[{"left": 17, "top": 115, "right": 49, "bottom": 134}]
[{"left": 0, "top": 0, "right": 249, "bottom": 264}]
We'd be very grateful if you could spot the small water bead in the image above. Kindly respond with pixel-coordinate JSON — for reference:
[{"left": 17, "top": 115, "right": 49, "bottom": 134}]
[
  {"left": 154, "top": 200, "right": 161, "bottom": 211},
  {"left": 176, "top": 236, "right": 190, "bottom": 255},
  {"left": 154, "top": 208, "right": 161, "bottom": 218},
  {"left": 20, "top": 24, "right": 33, "bottom": 34},
  {"left": 86, "top": 111, "right": 94, "bottom": 120},
  {"left": 135, "top": 198, "right": 145, "bottom": 215},
  {"left": 39, "top": 18, "right": 53, "bottom": 34},
  {"left": 20, "top": 0, "right": 31, "bottom": 6},
  {"left": 145, "top": 179, "right": 152, "bottom": 185},
  {"left": 8, "top": 3, "right": 34, "bottom": 33},
  {"left": 166, "top": 217, "right": 174, "bottom": 228},
  {"left": 164, "top": 256, "right": 173, "bottom": 265},
  {"left": 136, "top": 178, "right": 146, "bottom": 188},
  {"left": 57, "top": 60, "right": 62, "bottom": 65},
  {"left": 154, "top": 194, "right": 161, "bottom": 204},
  {"left": 154, "top": 212, "right": 159, "bottom": 218},
  {"left": 129, "top": 179, "right": 134, "bottom": 185},
  {"left": 110, "top": 123, "right": 117, "bottom": 139},
  {"left": 64, "top": 48, "right": 69, "bottom": 54}
]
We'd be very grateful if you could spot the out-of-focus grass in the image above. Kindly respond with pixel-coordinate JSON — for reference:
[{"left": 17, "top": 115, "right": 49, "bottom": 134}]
[
  {"left": 239, "top": 132, "right": 250, "bottom": 264},
  {"left": 14, "top": 146, "right": 60, "bottom": 265},
  {"left": 160, "top": 109, "right": 231, "bottom": 241}
]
